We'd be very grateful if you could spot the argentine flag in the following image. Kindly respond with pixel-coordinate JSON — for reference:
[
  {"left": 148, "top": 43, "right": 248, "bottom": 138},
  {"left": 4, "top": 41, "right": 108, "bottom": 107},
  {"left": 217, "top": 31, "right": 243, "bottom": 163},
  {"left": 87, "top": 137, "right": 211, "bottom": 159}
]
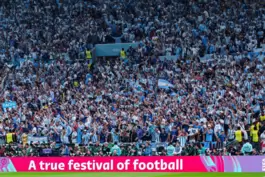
[{"left": 158, "top": 79, "right": 174, "bottom": 89}]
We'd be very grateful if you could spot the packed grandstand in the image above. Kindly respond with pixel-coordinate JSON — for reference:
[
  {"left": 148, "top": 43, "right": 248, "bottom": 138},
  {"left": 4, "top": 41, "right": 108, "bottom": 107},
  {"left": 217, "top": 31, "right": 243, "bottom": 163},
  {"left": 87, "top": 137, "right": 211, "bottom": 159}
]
[{"left": 0, "top": 0, "right": 265, "bottom": 157}]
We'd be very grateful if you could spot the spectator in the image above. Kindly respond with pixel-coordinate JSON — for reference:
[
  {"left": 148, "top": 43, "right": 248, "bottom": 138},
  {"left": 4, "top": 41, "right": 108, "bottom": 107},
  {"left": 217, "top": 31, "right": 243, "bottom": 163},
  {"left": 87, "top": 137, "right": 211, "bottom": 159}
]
[
  {"left": 110, "top": 142, "right": 121, "bottom": 156},
  {"left": 166, "top": 143, "right": 175, "bottom": 156},
  {"left": 241, "top": 141, "right": 253, "bottom": 155}
]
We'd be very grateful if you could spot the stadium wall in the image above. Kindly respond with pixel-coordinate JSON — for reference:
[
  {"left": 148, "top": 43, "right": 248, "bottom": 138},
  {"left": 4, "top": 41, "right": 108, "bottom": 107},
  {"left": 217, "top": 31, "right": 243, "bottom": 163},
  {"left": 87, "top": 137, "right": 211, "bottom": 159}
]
[{"left": 0, "top": 156, "right": 265, "bottom": 172}]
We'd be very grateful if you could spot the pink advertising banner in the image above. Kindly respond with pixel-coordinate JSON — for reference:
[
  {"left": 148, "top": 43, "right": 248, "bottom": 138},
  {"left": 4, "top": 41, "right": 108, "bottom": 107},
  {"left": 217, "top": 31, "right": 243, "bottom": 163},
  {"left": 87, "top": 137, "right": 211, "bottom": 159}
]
[{"left": 0, "top": 156, "right": 265, "bottom": 172}]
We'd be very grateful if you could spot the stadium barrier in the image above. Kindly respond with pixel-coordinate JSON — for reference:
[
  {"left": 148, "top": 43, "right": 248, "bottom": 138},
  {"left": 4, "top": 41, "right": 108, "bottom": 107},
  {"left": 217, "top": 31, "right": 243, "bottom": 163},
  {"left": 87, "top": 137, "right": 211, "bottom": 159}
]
[
  {"left": 95, "top": 43, "right": 138, "bottom": 57},
  {"left": 0, "top": 156, "right": 264, "bottom": 172}
]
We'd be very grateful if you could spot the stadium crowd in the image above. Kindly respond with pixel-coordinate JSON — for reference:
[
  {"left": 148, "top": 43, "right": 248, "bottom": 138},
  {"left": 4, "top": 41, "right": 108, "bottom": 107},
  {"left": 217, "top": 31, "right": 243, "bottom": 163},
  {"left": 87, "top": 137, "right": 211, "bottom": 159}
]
[{"left": 0, "top": 0, "right": 265, "bottom": 157}]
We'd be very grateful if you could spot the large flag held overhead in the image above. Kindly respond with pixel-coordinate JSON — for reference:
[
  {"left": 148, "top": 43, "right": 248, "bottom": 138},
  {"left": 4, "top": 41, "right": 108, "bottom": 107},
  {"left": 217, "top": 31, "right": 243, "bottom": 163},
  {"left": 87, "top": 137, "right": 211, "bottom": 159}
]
[
  {"left": 158, "top": 79, "right": 174, "bottom": 89},
  {"left": 2, "top": 101, "right": 17, "bottom": 112}
]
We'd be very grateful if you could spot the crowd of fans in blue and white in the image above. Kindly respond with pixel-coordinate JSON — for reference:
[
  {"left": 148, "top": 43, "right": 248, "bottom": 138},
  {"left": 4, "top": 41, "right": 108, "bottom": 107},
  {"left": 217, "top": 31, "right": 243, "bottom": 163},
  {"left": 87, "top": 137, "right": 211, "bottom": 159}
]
[{"left": 0, "top": 0, "right": 265, "bottom": 157}]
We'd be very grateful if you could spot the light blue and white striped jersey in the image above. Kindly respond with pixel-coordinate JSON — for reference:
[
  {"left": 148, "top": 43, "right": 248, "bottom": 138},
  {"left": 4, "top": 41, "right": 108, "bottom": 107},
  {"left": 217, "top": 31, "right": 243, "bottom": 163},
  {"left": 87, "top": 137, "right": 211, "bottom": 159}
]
[{"left": 178, "top": 136, "right": 187, "bottom": 147}]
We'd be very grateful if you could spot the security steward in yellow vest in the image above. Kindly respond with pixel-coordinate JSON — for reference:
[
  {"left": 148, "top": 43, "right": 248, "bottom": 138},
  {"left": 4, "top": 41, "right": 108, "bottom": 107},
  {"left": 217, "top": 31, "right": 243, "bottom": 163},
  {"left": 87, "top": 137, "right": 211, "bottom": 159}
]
[
  {"left": 6, "top": 132, "right": 16, "bottom": 143},
  {"left": 235, "top": 127, "right": 244, "bottom": 143},
  {"left": 120, "top": 48, "right": 126, "bottom": 59},
  {"left": 252, "top": 127, "right": 259, "bottom": 143},
  {"left": 86, "top": 49, "right": 92, "bottom": 60}
]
